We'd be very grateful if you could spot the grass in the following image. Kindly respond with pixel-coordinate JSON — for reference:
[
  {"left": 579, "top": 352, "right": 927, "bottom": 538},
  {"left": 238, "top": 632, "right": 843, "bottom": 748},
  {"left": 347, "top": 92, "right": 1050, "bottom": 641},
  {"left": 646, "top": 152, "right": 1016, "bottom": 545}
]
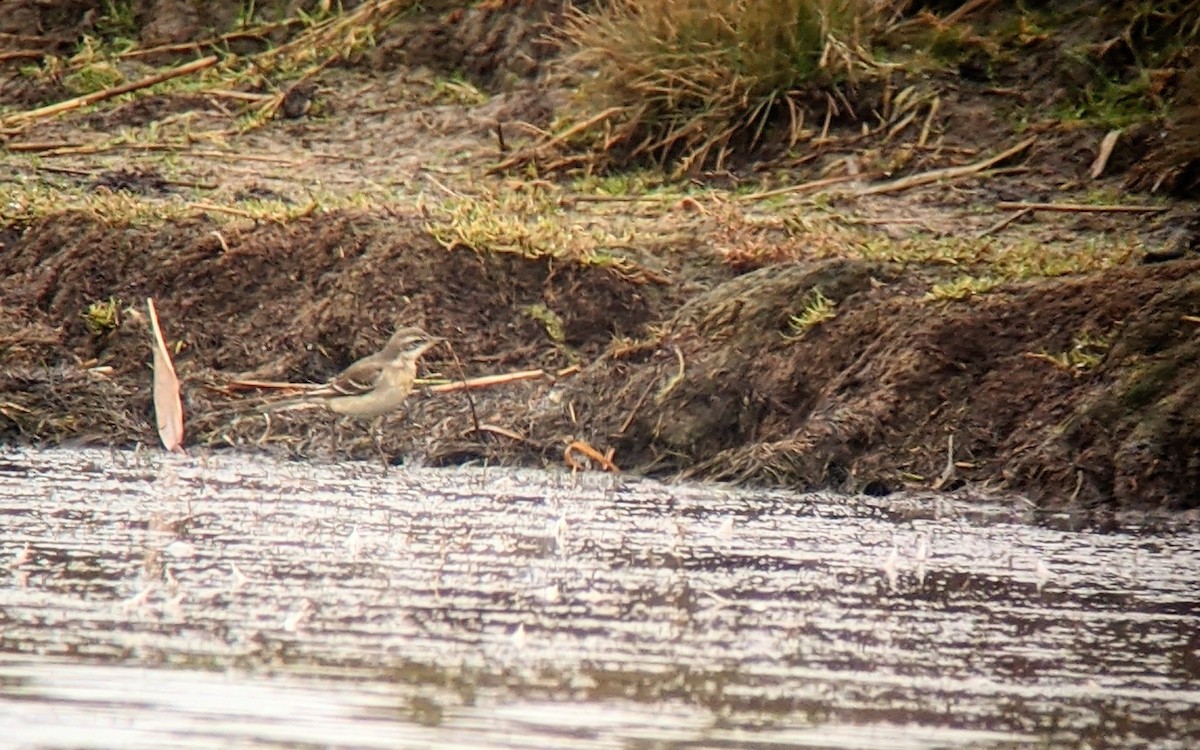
[
  {"left": 422, "top": 186, "right": 659, "bottom": 282},
  {"left": 96, "top": 0, "right": 139, "bottom": 41},
  {"left": 716, "top": 201, "right": 1143, "bottom": 282},
  {"left": 1028, "top": 330, "right": 1112, "bottom": 374},
  {"left": 1049, "top": 66, "right": 1168, "bottom": 129},
  {"left": 83, "top": 297, "right": 122, "bottom": 336},
  {"left": 924, "top": 275, "right": 1001, "bottom": 302},
  {"left": 553, "top": 0, "right": 881, "bottom": 174},
  {"left": 426, "top": 75, "right": 489, "bottom": 106},
  {"left": 523, "top": 303, "right": 566, "bottom": 344},
  {"left": 63, "top": 61, "right": 124, "bottom": 96},
  {"left": 786, "top": 288, "right": 837, "bottom": 337}
]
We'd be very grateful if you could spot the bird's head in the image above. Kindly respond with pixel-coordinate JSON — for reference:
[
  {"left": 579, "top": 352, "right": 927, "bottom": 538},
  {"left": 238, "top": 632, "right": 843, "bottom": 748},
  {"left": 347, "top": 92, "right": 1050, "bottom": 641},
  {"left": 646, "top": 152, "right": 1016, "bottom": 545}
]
[{"left": 383, "top": 326, "right": 442, "bottom": 359}]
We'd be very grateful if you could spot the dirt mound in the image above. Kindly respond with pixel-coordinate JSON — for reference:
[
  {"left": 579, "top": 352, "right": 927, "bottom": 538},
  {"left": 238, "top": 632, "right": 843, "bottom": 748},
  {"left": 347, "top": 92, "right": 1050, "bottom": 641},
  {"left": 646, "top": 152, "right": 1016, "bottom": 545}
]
[
  {"left": 538, "top": 259, "right": 1200, "bottom": 510},
  {"left": 3, "top": 205, "right": 1197, "bottom": 510}
]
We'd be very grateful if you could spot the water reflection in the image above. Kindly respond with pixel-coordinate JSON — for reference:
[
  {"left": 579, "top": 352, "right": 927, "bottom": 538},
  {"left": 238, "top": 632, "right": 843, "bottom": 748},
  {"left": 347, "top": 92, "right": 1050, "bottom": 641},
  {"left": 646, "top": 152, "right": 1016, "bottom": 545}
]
[{"left": 0, "top": 448, "right": 1197, "bottom": 748}]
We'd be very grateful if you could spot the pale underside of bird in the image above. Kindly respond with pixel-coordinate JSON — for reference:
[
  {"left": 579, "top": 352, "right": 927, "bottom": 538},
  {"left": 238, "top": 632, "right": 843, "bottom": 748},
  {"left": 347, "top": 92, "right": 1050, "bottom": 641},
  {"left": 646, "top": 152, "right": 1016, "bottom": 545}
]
[{"left": 261, "top": 327, "right": 440, "bottom": 419}]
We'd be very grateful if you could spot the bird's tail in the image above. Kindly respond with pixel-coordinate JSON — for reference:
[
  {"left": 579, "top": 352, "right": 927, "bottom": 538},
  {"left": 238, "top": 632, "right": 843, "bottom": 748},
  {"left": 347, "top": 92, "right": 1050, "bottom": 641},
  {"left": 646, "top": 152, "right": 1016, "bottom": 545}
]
[{"left": 257, "top": 396, "right": 326, "bottom": 414}]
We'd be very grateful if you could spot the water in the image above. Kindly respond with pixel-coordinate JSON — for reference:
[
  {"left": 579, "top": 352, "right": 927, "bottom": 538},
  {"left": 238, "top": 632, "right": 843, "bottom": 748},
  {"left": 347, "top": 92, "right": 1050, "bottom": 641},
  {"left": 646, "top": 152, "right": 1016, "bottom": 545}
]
[{"left": 0, "top": 448, "right": 1197, "bottom": 748}]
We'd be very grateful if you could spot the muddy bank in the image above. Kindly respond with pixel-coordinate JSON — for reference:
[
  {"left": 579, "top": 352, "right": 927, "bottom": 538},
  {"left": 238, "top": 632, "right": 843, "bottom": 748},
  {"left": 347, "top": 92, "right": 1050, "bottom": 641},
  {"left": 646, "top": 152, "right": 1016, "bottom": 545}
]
[
  {"left": 2, "top": 0, "right": 1199, "bottom": 511},
  {"left": 1, "top": 206, "right": 1197, "bottom": 511}
]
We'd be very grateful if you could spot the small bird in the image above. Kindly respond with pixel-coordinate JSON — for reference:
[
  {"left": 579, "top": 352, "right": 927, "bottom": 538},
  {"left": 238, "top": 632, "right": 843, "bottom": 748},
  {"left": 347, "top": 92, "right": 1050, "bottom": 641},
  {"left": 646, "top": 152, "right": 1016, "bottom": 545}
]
[{"left": 262, "top": 327, "right": 441, "bottom": 419}]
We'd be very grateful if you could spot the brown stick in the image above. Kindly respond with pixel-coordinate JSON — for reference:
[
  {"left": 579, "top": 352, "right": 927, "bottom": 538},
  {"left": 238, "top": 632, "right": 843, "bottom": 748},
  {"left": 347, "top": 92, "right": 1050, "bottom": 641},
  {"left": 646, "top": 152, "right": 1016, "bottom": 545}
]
[
  {"left": 978, "top": 207, "right": 1033, "bottom": 238},
  {"left": 187, "top": 202, "right": 263, "bottom": 219},
  {"left": 944, "top": 0, "right": 999, "bottom": 24},
  {"left": 1, "top": 56, "right": 219, "bottom": 129},
  {"left": 118, "top": 22, "right": 299, "bottom": 60},
  {"left": 738, "top": 172, "right": 879, "bottom": 202},
  {"left": 852, "top": 137, "right": 1036, "bottom": 197},
  {"left": 564, "top": 440, "right": 619, "bottom": 472},
  {"left": 470, "top": 424, "right": 527, "bottom": 442},
  {"left": 429, "top": 369, "right": 545, "bottom": 393},
  {"left": 0, "top": 50, "right": 45, "bottom": 62},
  {"left": 186, "top": 150, "right": 301, "bottom": 165},
  {"left": 491, "top": 106, "right": 624, "bottom": 173},
  {"left": 996, "top": 201, "right": 1167, "bottom": 214},
  {"left": 3, "top": 141, "right": 84, "bottom": 152},
  {"left": 223, "top": 378, "right": 316, "bottom": 391}
]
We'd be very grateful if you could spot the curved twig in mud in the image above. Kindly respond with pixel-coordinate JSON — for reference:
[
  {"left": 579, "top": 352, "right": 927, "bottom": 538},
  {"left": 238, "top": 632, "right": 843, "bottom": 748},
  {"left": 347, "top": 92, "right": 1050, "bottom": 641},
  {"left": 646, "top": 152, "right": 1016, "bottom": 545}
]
[
  {"left": 565, "top": 440, "right": 619, "bottom": 473},
  {"left": 654, "top": 346, "right": 686, "bottom": 403}
]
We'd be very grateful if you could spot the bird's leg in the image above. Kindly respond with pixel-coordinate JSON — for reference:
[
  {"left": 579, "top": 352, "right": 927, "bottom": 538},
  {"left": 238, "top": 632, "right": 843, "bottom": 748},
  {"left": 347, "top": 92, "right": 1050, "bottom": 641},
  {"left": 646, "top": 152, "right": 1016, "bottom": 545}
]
[{"left": 372, "top": 415, "right": 388, "bottom": 472}]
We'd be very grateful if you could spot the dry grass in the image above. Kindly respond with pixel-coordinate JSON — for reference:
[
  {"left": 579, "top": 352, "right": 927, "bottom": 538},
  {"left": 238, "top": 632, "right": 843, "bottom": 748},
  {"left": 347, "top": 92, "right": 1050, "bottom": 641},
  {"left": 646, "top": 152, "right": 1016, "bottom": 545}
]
[{"left": 553, "top": 0, "right": 881, "bottom": 175}]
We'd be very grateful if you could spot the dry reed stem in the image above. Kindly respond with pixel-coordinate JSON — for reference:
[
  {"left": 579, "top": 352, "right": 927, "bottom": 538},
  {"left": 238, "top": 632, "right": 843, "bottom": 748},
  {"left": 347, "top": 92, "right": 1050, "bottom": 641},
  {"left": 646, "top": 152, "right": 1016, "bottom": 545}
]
[{"left": 0, "top": 56, "right": 219, "bottom": 130}]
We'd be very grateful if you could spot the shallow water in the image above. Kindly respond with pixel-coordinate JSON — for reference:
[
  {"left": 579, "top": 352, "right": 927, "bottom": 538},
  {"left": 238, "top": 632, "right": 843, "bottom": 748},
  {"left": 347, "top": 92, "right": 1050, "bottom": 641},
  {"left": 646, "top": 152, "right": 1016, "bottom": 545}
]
[{"left": 0, "top": 448, "right": 1197, "bottom": 749}]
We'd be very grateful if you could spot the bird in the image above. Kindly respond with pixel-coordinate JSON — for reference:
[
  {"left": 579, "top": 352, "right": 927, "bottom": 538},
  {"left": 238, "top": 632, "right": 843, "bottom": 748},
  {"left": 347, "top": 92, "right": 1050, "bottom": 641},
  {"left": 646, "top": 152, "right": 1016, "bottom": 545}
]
[{"left": 261, "top": 326, "right": 441, "bottom": 419}]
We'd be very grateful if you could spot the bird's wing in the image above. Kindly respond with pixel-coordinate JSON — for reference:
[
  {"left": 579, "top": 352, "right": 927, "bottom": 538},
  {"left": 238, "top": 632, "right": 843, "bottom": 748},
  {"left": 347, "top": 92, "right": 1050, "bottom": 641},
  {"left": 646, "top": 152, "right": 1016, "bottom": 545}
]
[{"left": 322, "top": 354, "right": 386, "bottom": 396}]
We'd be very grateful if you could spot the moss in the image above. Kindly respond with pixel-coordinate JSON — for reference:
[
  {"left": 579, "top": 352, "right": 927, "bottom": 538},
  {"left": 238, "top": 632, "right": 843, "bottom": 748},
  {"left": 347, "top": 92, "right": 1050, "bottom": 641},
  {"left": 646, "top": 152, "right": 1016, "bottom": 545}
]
[
  {"left": 83, "top": 297, "right": 122, "bottom": 337},
  {"left": 786, "top": 287, "right": 837, "bottom": 338},
  {"left": 1121, "top": 359, "right": 1180, "bottom": 411}
]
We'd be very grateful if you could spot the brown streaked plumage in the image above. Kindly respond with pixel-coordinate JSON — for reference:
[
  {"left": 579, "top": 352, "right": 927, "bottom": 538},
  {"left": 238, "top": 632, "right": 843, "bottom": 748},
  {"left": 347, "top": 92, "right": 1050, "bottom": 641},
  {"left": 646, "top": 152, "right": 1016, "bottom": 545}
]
[{"left": 262, "top": 327, "right": 441, "bottom": 419}]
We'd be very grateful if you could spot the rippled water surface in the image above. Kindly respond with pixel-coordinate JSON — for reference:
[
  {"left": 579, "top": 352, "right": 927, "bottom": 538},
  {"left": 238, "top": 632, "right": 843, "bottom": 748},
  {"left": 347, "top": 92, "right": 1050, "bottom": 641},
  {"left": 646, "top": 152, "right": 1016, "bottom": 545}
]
[{"left": 0, "top": 448, "right": 1198, "bottom": 749}]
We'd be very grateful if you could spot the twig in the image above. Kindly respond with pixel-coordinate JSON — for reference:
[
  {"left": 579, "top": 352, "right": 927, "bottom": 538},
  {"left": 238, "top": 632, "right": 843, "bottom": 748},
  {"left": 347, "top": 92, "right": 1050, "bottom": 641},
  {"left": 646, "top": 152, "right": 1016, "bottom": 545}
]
[
  {"left": 617, "top": 380, "right": 656, "bottom": 435},
  {"left": 978, "top": 206, "right": 1033, "bottom": 238},
  {"left": 38, "top": 142, "right": 180, "bottom": 157},
  {"left": 429, "top": 369, "right": 545, "bottom": 393},
  {"left": 4, "top": 141, "right": 85, "bottom": 152},
  {"left": 117, "top": 21, "right": 300, "bottom": 60},
  {"left": 564, "top": 194, "right": 675, "bottom": 203},
  {"left": 186, "top": 150, "right": 301, "bottom": 165},
  {"left": 944, "top": 0, "right": 999, "bottom": 24},
  {"left": 564, "top": 440, "right": 619, "bottom": 472},
  {"left": 655, "top": 346, "right": 687, "bottom": 402},
  {"left": 932, "top": 434, "right": 956, "bottom": 490},
  {"left": 737, "top": 172, "right": 876, "bottom": 202},
  {"left": 223, "top": 377, "right": 320, "bottom": 391},
  {"left": 851, "top": 137, "right": 1036, "bottom": 197},
  {"left": 204, "top": 89, "right": 274, "bottom": 103},
  {"left": 33, "top": 165, "right": 96, "bottom": 176},
  {"left": 42, "top": 165, "right": 217, "bottom": 191},
  {"left": 918, "top": 96, "right": 940, "bottom": 148},
  {"left": 491, "top": 106, "right": 624, "bottom": 173},
  {"left": 996, "top": 201, "right": 1167, "bottom": 214},
  {"left": 0, "top": 50, "right": 45, "bottom": 62},
  {"left": 469, "top": 424, "right": 528, "bottom": 443},
  {"left": 187, "top": 202, "right": 263, "bottom": 219},
  {"left": 226, "top": 369, "right": 545, "bottom": 394},
  {"left": 443, "top": 342, "right": 480, "bottom": 438},
  {"left": 0, "top": 56, "right": 219, "bottom": 129}
]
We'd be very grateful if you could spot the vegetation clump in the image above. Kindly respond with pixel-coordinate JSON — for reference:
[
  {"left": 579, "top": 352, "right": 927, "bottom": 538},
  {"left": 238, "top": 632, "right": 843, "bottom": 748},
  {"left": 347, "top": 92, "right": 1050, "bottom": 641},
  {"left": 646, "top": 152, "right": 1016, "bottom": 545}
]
[{"left": 556, "top": 0, "right": 880, "bottom": 174}]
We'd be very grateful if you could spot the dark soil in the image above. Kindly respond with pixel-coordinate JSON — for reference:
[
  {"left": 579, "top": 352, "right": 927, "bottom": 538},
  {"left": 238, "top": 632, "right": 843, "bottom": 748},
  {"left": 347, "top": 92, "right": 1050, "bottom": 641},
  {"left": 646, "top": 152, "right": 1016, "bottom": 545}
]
[{"left": 2, "top": 0, "right": 1199, "bottom": 513}]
